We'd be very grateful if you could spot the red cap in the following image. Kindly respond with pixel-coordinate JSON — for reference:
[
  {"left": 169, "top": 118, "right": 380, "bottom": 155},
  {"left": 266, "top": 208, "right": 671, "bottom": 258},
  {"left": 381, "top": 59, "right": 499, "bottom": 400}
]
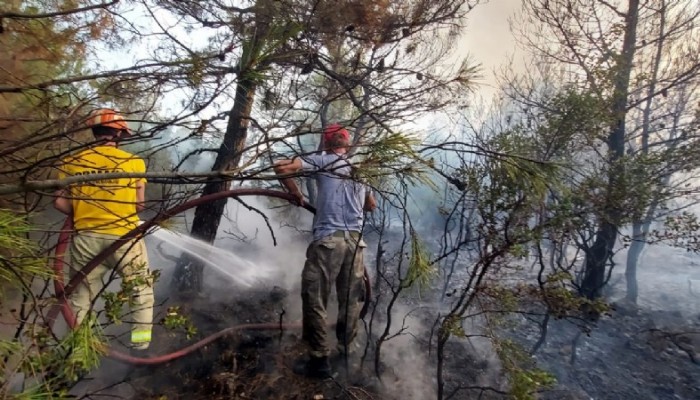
[{"left": 323, "top": 123, "right": 350, "bottom": 143}]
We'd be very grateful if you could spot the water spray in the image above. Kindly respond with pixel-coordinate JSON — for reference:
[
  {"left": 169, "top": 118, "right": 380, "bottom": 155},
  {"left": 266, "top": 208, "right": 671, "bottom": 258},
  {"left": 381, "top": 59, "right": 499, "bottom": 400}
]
[{"left": 49, "top": 188, "right": 371, "bottom": 365}]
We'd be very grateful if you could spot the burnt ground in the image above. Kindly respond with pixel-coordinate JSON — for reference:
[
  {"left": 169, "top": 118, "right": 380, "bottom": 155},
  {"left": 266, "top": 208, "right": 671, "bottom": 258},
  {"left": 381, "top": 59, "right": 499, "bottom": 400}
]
[
  {"left": 70, "top": 284, "right": 700, "bottom": 400},
  {"left": 529, "top": 304, "right": 700, "bottom": 400},
  {"left": 137, "top": 290, "right": 384, "bottom": 400},
  {"left": 525, "top": 252, "right": 700, "bottom": 400},
  {"left": 73, "top": 282, "right": 502, "bottom": 400},
  {"left": 72, "top": 284, "right": 420, "bottom": 400},
  {"left": 69, "top": 232, "right": 700, "bottom": 400}
]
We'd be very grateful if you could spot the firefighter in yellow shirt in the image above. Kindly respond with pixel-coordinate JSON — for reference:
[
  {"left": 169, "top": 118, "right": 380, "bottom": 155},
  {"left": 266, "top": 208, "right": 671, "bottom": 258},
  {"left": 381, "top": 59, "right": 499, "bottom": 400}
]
[{"left": 54, "top": 108, "right": 155, "bottom": 353}]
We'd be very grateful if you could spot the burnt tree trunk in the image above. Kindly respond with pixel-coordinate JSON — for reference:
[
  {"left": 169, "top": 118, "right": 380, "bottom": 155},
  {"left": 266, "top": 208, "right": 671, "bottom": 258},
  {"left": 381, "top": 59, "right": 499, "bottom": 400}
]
[
  {"left": 625, "top": 220, "right": 649, "bottom": 303},
  {"left": 172, "top": 75, "right": 258, "bottom": 294},
  {"left": 624, "top": 1, "right": 667, "bottom": 304},
  {"left": 169, "top": 0, "right": 282, "bottom": 294},
  {"left": 581, "top": 0, "right": 640, "bottom": 299}
]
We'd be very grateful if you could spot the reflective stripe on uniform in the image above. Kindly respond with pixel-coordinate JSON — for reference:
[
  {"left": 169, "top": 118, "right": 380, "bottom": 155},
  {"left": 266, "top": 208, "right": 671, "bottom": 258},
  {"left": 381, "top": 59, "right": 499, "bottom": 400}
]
[{"left": 131, "top": 329, "right": 152, "bottom": 344}]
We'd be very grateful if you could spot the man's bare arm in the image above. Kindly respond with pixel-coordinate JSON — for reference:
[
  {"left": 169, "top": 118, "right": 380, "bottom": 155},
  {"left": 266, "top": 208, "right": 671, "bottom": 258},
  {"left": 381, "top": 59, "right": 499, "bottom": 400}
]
[
  {"left": 274, "top": 158, "right": 304, "bottom": 205},
  {"left": 364, "top": 190, "right": 377, "bottom": 212},
  {"left": 53, "top": 189, "right": 72, "bottom": 215},
  {"left": 136, "top": 181, "right": 146, "bottom": 212}
]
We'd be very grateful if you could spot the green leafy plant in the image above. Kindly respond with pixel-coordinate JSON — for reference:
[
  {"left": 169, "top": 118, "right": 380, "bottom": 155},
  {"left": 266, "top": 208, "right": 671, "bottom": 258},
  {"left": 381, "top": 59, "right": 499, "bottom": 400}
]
[
  {"left": 162, "top": 306, "right": 198, "bottom": 340},
  {"left": 495, "top": 339, "right": 556, "bottom": 400}
]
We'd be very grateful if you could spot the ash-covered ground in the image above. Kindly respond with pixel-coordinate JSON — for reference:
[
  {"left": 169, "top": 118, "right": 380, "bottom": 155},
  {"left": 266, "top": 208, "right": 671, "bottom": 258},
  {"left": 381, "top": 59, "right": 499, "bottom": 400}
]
[
  {"left": 531, "top": 245, "right": 700, "bottom": 400},
  {"left": 67, "top": 204, "right": 700, "bottom": 400},
  {"left": 69, "top": 258, "right": 700, "bottom": 400}
]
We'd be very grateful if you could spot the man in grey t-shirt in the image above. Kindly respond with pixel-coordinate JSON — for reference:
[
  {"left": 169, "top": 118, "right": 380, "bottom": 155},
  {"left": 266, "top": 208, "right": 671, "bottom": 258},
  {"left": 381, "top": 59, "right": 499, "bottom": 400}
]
[{"left": 274, "top": 123, "right": 376, "bottom": 378}]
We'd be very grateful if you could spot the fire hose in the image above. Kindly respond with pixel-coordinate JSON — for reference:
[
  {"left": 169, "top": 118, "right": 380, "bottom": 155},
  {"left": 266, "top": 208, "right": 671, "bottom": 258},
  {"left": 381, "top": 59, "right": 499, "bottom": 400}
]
[{"left": 50, "top": 188, "right": 372, "bottom": 365}]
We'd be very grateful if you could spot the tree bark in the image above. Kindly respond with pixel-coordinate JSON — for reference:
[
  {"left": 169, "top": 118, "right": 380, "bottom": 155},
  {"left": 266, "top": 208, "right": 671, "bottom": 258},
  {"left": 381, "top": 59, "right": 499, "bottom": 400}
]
[
  {"left": 170, "top": 0, "right": 279, "bottom": 294},
  {"left": 625, "top": 221, "right": 645, "bottom": 303},
  {"left": 581, "top": 0, "right": 640, "bottom": 299},
  {"left": 582, "top": 220, "right": 618, "bottom": 299},
  {"left": 624, "top": 0, "right": 667, "bottom": 304},
  {"left": 436, "top": 334, "right": 447, "bottom": 400},
  {"left": 171, "top": 74, "right": 258, "bottom": 293}
]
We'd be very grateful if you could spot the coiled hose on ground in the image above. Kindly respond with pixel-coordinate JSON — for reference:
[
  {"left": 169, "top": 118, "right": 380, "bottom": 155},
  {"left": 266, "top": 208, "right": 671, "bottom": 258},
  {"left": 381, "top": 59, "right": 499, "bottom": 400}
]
[{"left": 49, "top": 188, "right": 371, "bottom": 365}]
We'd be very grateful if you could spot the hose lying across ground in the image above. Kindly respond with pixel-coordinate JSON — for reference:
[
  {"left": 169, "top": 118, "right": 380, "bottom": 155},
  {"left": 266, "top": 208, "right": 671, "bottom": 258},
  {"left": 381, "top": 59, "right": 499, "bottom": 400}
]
[{"left": 49, "top": 189, "right": 371, "bottom": 365}]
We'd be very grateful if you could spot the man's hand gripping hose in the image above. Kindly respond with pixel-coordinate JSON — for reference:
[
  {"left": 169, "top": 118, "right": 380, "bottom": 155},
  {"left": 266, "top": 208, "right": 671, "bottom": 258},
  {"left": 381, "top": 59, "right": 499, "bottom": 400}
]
[{"left": 49, "top": 188, "right": 371, "bottom": 365}]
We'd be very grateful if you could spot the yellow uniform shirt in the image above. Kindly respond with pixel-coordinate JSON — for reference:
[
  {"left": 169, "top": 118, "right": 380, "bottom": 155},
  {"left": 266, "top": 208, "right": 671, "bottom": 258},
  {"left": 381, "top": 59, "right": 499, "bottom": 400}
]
[{"left": 58, "top": 146, "right": 146, "bottom": 236}]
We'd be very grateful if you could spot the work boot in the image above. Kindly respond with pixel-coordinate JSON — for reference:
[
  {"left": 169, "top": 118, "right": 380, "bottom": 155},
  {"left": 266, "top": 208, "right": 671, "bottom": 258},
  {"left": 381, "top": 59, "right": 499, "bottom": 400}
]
[
  {"left": 292, "top": 356, "right": 331, "bottom": 379},
  {"left": 124, "top": 346, "right": 156, "bottom": 383},
  {"left": 128, "top": 343, "right": 151, "bottom": 358}
]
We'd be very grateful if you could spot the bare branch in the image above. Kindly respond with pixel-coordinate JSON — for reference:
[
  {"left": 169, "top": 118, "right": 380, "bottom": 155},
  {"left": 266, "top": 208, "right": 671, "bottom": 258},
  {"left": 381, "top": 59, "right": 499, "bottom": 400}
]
[{"left": 0, "top": 1, "right": 120, "bottom": 19}]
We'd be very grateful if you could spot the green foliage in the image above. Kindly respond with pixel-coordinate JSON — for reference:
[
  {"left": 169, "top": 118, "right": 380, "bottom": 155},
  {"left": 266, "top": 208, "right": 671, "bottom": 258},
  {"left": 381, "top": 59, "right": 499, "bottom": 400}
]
[
  {"left": 585, "top": 152, "right": 669, "bottom": 226},
  {"left": 163, "top": 306, "right": 198, "bottom": 340},
  {"left": 537, "top": 89, "right": 610, "bottom": 152},
  {"left": 459, "top": 129, "right": 560, "bottom": 216},
  {"left": 239, "top": 20, "right": 304, "bottom": 82},
  {"left": 103, "top": 262, "right": 159, "bottom": 324},
  {"left": 403, "top": 231, "right": 436, "bottom": 293},
  {"left": 0, "top": 210, "right": 52, "bottom": 295},
  {"left": 355, "top": 132, "right": 435, "bottom": 190},
  {"left": 257, "top": 22, "right": 304, "bottom": 65},
  {"left": 453, "top": 128, "right": 561, "bottom": 259},
  {"left": 495, "top": 339, "right": 556, "bottom": 400},
  {"left": 541, "top": 285, "right": 608, "bottom": 318},
  {"left": 482, "top": 275, "right": 609, "bottom": 322},
  {"left": 453, "top": 57, "right": 481, "bottom": 88},
  {"left": 510, "top": 368, "right": 558, "bottom": 400},
  {"left": 648, "top": 211, "right": 700, "bottom": 252},
  {"left": 440, "top": 315, "right": 466, "bottom": 339},
  {"left": 9, "top": 386, "right": 69, "bottom": 400},
  {"left": 15, "top": 314, "right": 107, "bottom": 396},
  {"left": 482, "top": 284, "right": 520, "bottom": 314},
  {"left": 0, "top": 209, "right": 117, "bottom": 397},
  {"left": 57, "top": 315, "right": 107, "bottom": 382},
  {"left": 102, "top": 290, "right": 129, "bottom": 325},
  {"left": 0, "top": 211, "right": 35, "bottom": 254},
  {"left": 489, "top": 134, "right": 560, "bottom": 202}
]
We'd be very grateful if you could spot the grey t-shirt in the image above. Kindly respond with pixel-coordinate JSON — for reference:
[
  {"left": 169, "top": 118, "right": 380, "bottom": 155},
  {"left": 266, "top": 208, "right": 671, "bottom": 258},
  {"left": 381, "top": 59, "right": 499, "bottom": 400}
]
[{"left": 300, "top": 152, "right": 367, "bottom": 241}]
